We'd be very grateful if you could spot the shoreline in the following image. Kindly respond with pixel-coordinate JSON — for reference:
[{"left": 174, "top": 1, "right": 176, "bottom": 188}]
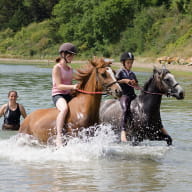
[
  {"left": 134, "top": 60, "right": 192, "bottom": 73},
  {"left": 0, "top": 57, "right": 192, "bottom": 73}
]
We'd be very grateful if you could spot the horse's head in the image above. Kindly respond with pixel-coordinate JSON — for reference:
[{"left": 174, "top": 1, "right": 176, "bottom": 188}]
[
  {"left": 153, "top": 67, "right": 185, "bottom": 99},
  {"left": 92, "top": 57, "right": 122, "bottom": 98},
  {"left": 75, "top": 57, "right": 122, "bottom": 98}
]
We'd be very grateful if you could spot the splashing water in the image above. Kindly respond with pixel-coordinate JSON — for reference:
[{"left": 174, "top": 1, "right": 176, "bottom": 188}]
[{"left": 0, "top": 124, "right": 170, "bottom": 163}]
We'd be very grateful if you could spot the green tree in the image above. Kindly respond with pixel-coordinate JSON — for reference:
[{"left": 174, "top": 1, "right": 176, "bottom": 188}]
[
  {"left": 23, "top": 0, "right": 59, "bottom": 22},
  {"left": 0, "top": 0, "right": 23, "bottom": 30},
  {"left": 0, "top": 0, "right": 58, "bottom": 31},
  {"left": 53, "top": 0, "right": 137, "bottom": 53},
  {"left": 170, "top": 0, "right": 192, "bottom": 13}
]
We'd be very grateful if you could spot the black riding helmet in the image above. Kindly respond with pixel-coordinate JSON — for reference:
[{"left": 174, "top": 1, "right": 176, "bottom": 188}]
[
  {"left": 59, "top": 42, "right": 77, "bottom": 55},
  {"left": 120, "top": 52, "right": 134, "bottom": 62}
]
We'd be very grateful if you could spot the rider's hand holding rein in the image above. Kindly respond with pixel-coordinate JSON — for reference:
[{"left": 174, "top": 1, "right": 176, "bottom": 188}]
[
  {"left": 118, "top": 79, "right": 138, "bottom": 86},
  {"left": 72, "top": 84, "right": 78, "bottom": 90}
]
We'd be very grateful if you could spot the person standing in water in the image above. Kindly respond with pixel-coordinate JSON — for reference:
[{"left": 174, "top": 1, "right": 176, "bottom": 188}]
[
  {"left": 0, "top": 90, "right": 27, "bottom": 130},
  {"left": 52, "top": 42, "right": 78, "bottom": 147}
]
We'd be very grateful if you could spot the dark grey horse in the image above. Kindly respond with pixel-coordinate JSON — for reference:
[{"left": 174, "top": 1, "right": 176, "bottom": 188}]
[{"left": 99, "top": 68, "right": 185, "bottom": 145}]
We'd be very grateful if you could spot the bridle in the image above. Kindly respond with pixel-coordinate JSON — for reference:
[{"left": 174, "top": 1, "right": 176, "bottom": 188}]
[
  {"left": 103, "top": 81, "right": 118, "bottom": 90},
  {"left": 127, "top": 74, "right": 180, "bottom": 97},
  {"left": 166, "top": 82, "right": 179, "bottom": 97},
  {"left": 77, "top": 67, "right": 118, "bottom": 95}
]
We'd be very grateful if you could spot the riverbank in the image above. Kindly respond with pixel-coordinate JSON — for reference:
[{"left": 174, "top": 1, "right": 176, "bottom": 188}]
[
  {"left": 133, "top": 57, "right": 192, "bottom": 73},
  {"left": 0, "top": 57, "right": 192, "bottom": 75},
  {"left": 0, "top": 58, "right": 54, "bottom": 65}
]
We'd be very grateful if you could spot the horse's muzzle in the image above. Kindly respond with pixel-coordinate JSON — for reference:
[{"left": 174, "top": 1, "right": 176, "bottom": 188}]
[
  {"left": 108, "top": 87, "right": 122, "bottom": 98},
  {"left": 115, "top": 89, "right": 122, "bottom": 98},
  {"left": 178, "top": 91, "right": 185, "bottom": 100},
  {"left": 170, "top": 85, "right": 185, "bottom": 100}
]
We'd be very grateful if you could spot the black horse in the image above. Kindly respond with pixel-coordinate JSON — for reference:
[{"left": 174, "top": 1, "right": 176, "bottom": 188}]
[{"left": 99, "top": 67, "right": 185, "bottom": 145}]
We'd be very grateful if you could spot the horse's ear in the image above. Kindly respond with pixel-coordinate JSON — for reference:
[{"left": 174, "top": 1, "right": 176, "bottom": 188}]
[
  {"left": 153, "top": 66, "right": 161, "bottom": 74},
  {"left": 153, "top": 66, "right": 163, "bottom": 81},
  {"left": 104, "top": 58, "right": 113, "bottom": 67},
  {"left": 162, "top": 64, "right": 167, "bottom": 70},
  {"left": 93, "top": 56, "right": 97, "bottom": 60},
  {"left": 90, "top": 56, "right": 97, "bottom": 67}
]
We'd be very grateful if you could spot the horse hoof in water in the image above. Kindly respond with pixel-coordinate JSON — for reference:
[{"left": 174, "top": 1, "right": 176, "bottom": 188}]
[{"left": 165, "top": 135, "right": 172, "bottom": 146}]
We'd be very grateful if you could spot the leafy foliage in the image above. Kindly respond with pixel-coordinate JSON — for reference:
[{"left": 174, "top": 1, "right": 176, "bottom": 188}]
[
  {"left": 0, "top": 0, "right": 192, "bottom": 58},
  {"left": 0, "top": 0, "right": 58, "bottom": 31}
]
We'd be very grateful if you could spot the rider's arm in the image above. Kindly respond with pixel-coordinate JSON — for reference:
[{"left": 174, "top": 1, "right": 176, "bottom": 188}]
[
  {"left": 118, "top": 79, "right": 132, "bottom": 84},
  {"left": 116, "top": 70, "right": 130, "bottom": 82}
]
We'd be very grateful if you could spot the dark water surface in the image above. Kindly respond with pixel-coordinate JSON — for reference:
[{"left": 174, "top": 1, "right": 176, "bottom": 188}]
[{"left": 0, "top": 64, "right": 191, "bottom": 192}]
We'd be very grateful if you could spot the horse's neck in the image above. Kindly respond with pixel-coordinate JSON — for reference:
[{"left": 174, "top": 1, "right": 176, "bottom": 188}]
[
  {"left": 84, "top": 70, "right": 98, "bottom": 92},
  {"left": 79, "top": 71, "right": 103, "bottom": 118},
  {"left": 142, "top": 82, "right": 162, "bottom": 108}
]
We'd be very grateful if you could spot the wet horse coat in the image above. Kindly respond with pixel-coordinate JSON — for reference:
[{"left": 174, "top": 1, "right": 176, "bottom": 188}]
[
  {"left": 19, "top": 57, "right": 122, "bottom": 143},
  {"left": 100, "top": 68, "right": 184, "bottom": 145}
]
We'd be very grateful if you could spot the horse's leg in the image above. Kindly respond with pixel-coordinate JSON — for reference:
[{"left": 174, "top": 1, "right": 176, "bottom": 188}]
[
  {"left": 163, "top": 134, "right": 172, "bottom": 146},
  {"left": 130, "top": 131, "right": 145, "bottom": 146},
  {"left": 149, "top": 129, "right": 172, "bottom": 146},
  {"left": 159, "top": 127, "right": 172, "bottom": 145}
]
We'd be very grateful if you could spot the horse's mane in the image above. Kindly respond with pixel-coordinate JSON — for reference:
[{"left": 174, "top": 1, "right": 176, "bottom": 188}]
[
  {"left": 142, "top": 68, "right": 170, "bottom": 92},
  {"left": 143, "top": 76, "right": 153, "bottom": 92},
  {"left": 75, "top": 62, "right": 93, "bottom": 90},
  {"left": 74, "top": 57, "right": 111, "bottom": 90}
]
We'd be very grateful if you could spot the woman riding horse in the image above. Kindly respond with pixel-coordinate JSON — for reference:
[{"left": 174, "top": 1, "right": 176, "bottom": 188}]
[
  {"left": 52, "top": 43, "right": 79, "bottom": 147},
  {"left": 19, "top": 57, "right": 122, "bottom": 145},
  {"left": 100, "top": 67, "right": 184, "bottom": 145}
]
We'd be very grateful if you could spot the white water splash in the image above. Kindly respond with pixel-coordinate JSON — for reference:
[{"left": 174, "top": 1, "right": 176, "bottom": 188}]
[{"left": 0, "top": 124, "right": 170, "bottom": 163}]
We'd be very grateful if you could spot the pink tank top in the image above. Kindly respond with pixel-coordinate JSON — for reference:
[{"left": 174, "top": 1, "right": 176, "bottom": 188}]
[{"left": 52, "top": 63, "right": 73, "bottom": 96}]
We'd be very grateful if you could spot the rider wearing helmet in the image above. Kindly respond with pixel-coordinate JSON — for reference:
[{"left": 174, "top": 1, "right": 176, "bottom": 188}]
[
  {"left": 116, "top": 52, "right": 138, "bottom": 142},
  {"left": 59, "top": 42, "right": 77, "bottom": 54},
  {"left": 58, "top": 42, "right": 77, "bottom": 62},
  {"left": 52, "top": 42, "right": 78, "bottom": 147}
]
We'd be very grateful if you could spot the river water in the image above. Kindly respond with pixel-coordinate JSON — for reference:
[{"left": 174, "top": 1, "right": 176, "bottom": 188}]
[{"left": 0, "top": 64, "right": 191, "bottom": 192}]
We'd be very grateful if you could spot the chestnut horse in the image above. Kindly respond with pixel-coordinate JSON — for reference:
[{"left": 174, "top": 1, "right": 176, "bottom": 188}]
[{"left": 19, "top": 57, "right": 122, "bottom": 144}]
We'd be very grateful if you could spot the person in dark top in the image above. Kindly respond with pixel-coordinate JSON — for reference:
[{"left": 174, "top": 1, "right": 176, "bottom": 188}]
[
  {"left": 116, "top": 52, "right": 138, "bottom": 142},
  {"left": 0, "top": 91, "right": 27, "bottom": 130}
]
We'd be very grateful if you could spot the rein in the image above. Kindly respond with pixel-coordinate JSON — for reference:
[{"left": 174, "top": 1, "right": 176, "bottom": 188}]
[
  {"left": 77, "top": 81, "right": 178, "bottom": 96},
  {"left": 77, "top": 89, "right": 106, "bottom": 95},
  {"left": 128, "top": 82, "right": 179, "bottom": 96},
  {"left": 127, "top": 84, "right": 165, "bottom": 96},
  {"left": 77, "top": 81, "right": 118, "bottom": 95}
]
